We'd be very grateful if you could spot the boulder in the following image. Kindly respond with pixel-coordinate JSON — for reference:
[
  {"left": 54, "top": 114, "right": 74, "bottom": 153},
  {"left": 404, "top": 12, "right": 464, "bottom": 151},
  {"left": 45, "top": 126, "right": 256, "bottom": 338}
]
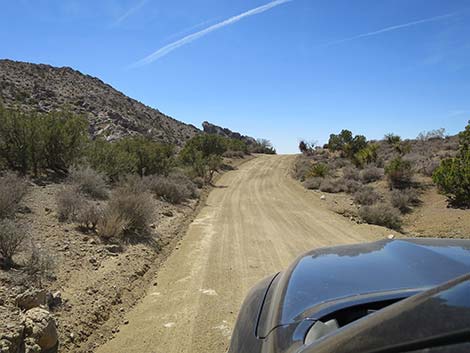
[
  {"left": 15, "top": 289, "right": 47, "bottom": 311},
  {"left": 23, "top": 307, "right": 58, "bottom": 353}
]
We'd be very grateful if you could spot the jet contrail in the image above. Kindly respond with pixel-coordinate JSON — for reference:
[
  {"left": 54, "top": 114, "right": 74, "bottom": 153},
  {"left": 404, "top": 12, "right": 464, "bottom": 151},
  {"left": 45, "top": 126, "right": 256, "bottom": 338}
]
[
  {"left": 321, "top": 12, "right": 457, "bottom": 48},
  {"left": 132, "top": 0, "right": 292, "bottom": 67},
  {"left": 115, "top": 0, "right": 149, "bottom": 25}
]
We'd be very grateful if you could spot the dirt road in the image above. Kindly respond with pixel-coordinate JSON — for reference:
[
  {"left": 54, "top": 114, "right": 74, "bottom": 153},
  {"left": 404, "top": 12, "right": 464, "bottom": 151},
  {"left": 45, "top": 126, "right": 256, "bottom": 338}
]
[{"left": 96, "top": 154, "right": 392, "bottom": 353}]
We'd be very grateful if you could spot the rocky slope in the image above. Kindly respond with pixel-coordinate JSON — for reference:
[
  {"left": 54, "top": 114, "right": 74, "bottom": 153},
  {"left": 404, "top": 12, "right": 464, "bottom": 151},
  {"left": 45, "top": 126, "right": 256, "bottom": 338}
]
[
  {"left": 0, "top": 59, "right": 199, "bottom": 146},
  {"left": 202, "top": 121, "right": 257, "bottom": 145}
]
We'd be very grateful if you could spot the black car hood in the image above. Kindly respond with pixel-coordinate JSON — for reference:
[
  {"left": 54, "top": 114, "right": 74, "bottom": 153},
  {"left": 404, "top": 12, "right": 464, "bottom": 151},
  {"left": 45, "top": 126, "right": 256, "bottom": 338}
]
[{"left": 258, "top": 238, "right": 470, "bottom": 338}]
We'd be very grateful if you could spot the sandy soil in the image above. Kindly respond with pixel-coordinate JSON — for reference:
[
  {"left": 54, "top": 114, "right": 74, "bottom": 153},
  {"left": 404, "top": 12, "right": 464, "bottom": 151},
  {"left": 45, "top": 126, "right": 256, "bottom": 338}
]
[{"left": 96, "top": 154, "right": 396, "bottom": 353}]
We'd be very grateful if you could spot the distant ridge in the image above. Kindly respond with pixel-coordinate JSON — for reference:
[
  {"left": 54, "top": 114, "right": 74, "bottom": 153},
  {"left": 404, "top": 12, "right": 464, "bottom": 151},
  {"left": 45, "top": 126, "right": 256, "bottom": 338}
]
[{"left": 0, "top": 59, "right": 200, "bottom": 146}]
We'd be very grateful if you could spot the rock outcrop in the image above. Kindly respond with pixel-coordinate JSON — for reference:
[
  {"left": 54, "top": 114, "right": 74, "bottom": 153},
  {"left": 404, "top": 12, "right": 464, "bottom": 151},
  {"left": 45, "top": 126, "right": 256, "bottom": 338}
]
[{"left": 202, "top": 121, "right": 257, "bottom": 145}]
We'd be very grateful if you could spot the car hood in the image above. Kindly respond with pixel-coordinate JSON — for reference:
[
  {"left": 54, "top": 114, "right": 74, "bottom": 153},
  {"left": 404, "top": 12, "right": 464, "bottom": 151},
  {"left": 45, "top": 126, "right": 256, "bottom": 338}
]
[{"left": 258, "top": 238, "right": 470, "bottom": 338}]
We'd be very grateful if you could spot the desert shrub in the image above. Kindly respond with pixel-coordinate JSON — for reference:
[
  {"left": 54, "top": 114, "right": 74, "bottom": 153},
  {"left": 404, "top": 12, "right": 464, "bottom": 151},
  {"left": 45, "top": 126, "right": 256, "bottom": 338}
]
[
  {"left": 68, "top": 165, "right": 109, "bottom": 200},
  {"left": 249, "top": 138, "right": 276, "bottom": 154},
  {"left": 180, "top": 135, "right": 226, "bottom": 182},
  {"left": 56, "top": 185, "right": 85, "bottom": 222},
  {"left": 169, "top": 170, "right": 199, "bottom": 198},
  {"left": 76, "top": 203, "right": 103, "bottom": 231},
  {"left": 0, "top": 106, "right": 89, "bottom": 175},
  {"left": 359, "top": 203, "right": 402, "bottom": 230},
  {"left": 354, "top": 186, "right": 380, "bottom": 205},
  {"left": 97, "top": 209, "right": 129, "bottom": 240},
  {"left": 307, "top": 163, "right": 329, "bottom": 178},
  {"left": 24, "top": 242, "right": 55, "bottom": 283},
  {"left": 87, "top": 137, "right": 174, "bottom": 180},
  {"left": 391, "top": 190, "right": 414, "bottom": 213},
  {"left": 104, "top": 186, "right": 154, "bottom": 237},
  {"left": 0, "top": 219, "right": 28, "bottom": 268},
  {"left": 0, "top": 172, "right": 28, "bottom": 219},
  {"left": 223, "top": 150, "right": 245, "bottom": 158},
  {"left": 146, "top": 176, "right": 193, "bottom": 204},
  {"left": 360, "top": 166, "right": 384, "bottom": 183},
  {"left": 193, "top": 177, "right": 205, "bottom": 188},
  {"left": 294, "top": 157, "right": 312, "bottom": 181},
  {"left": 319, "top": 178, "right": 342, "bottom": 193},
  {"left": 421, "top": 159, "right": 441, "bottom": 177},
  {"left": 343, "top": 167, "right": 360, "bottom": 181},
  {"left": 433, "top": 122, "right": 470, "bottom": 207},
  {"left": 417, "top": 128, "right": 446, "bottom": 141},
  {"left": 299, "top": 140, "right": 316, "bottom": 155},
  {"left": 342, "top": 179, "right": 362, "bottom": 194},
  {"left": 328, "top": 130, "right": 368, "bottom": 159},
  {"left": 384, "top": 133, "right": 401, "bottom": 145},
  {"left": 303, "top": 177, "right": 322, "bottom": 190},
  {"left": 331, "top": 158, "right": 349, "bottom": 169},
  {"left": 385, "top": 157, "right": 413, "bottom": 189},
  {"left": 353, "top": 143, "right": 379, "bottom": 167}
]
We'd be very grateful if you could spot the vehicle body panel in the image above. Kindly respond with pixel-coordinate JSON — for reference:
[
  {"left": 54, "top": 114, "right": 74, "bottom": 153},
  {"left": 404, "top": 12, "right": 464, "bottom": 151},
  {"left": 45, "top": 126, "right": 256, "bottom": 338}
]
[{"left": 229, "top": 238, "right": 470, "bottom": 353}]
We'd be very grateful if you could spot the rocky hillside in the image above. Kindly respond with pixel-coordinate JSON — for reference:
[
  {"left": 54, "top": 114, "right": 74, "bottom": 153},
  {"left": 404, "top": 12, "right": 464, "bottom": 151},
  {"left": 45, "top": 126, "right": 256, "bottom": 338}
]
[
  {"left": 0, "top": 59, "right": 200, "bottom": 146},
  {"left": 202, "top": 121, "right": 257, "bottom": 145}
]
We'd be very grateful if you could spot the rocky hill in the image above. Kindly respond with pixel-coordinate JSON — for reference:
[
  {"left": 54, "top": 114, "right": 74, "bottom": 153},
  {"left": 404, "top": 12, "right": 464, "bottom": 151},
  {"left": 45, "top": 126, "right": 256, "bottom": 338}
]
[
  {"left": 202, "top": 121, "right": 257, "bottom": 145},
  {"left": 0, "top": 59, "right": 200, "bottom": 146}
]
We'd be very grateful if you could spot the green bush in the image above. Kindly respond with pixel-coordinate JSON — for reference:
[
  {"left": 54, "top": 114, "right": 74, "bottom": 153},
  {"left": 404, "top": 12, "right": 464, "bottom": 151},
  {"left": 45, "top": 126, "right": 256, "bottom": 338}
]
[
  {"left": 0, "top": 105, "right": 89, "bottom": 175},
  {"left": 180, "top": 135, "right": 226, "bottom": 183},
  {"left": 307, "top": 163, "right": 329, "bottom": 178},
  {"left": 87, "top": 137, "right": 174, "bottom": 181},
  {"left": 433, "top": 122, "right": 470, "bottom": 206},
  {"left": 385, "top": 157, "right": 413, "bottom": 189},
  {"left": 327, "top": 129, "right": 367, "bottom": 160}
]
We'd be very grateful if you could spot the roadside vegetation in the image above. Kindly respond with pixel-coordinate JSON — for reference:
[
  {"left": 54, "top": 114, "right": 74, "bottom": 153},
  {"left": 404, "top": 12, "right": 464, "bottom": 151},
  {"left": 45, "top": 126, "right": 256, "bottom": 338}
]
[
  {"left": 295, "top": 122, "right": 469, "bottom": 232},
  {"left": 0, "top": 102, "right": 275, "bottom": 353}
]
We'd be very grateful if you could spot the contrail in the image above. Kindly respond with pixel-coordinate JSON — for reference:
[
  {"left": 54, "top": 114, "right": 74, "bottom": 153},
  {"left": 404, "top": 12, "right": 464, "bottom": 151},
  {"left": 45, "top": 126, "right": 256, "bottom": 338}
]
[
  {"left": 115, "top": 0, "right": 149, "bottom": 25},
  {"left": 320, "top": 12, "right": 457, "bottom": 48},
  {"left": 132, "top": 0, "right": 292, "bottom": 67}
]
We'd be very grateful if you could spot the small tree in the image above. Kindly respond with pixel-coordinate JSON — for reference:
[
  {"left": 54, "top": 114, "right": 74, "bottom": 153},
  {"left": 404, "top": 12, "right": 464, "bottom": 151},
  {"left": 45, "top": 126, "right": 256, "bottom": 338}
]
[
  {"left": 433, "top": 121, "right": 470, "bottom": 206},
  {"left": 385, "top": 156, "right": 413, "bottom": 189}
]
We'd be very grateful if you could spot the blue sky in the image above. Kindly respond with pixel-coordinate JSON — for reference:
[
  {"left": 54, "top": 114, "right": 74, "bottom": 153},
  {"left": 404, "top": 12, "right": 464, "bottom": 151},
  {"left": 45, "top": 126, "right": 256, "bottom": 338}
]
[{"left": 1, "top": 0, "right": 469, "bottom": 153}]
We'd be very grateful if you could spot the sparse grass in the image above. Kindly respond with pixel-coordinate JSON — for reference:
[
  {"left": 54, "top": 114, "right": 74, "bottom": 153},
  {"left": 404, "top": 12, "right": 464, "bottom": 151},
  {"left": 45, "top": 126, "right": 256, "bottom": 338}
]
[
  {"left": 0, "top": 172, "right": 28, "bottom": 219},
  {"left": 354, "top": 186, "right": 380, "bottom": 205},
  {"left": 68, "top": 165, "right": 109, "bottom": 200},
  {"left": 359, "top": 203, "right": 402, "bottom": 230}
]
